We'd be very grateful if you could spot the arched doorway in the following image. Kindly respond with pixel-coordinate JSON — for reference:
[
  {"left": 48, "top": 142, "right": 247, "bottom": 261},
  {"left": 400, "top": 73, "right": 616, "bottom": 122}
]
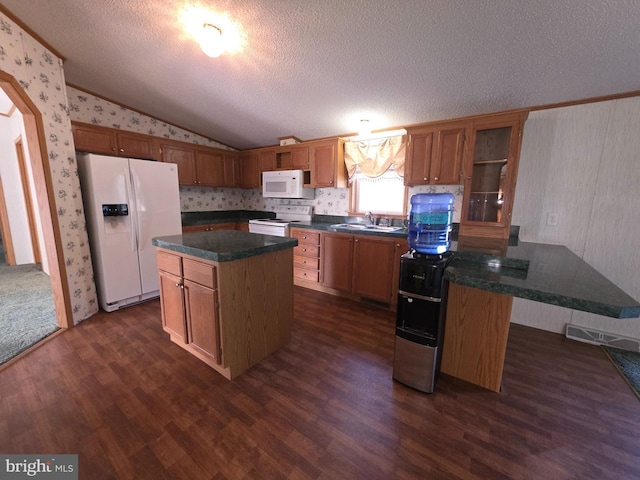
[{"left": 0, "top": 70, "right": 72, "bottom": 329}]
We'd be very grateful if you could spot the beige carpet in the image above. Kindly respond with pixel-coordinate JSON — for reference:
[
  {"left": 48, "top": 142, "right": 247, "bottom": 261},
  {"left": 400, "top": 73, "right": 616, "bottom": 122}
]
[{"left": 0, "top": 241, "right": 58, "bottom": 364}]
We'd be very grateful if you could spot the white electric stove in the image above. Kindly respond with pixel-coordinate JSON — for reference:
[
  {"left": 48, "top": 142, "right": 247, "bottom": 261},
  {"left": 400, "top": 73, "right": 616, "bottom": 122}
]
[{"left": 248, "top": 206, "right": 313, "bottom": 237}]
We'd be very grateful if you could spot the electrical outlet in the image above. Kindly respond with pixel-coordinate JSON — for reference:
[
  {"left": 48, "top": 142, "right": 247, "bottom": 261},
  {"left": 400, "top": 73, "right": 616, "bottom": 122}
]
[{"left": 547, "top": 213, "right": 559, "bottom": 226}]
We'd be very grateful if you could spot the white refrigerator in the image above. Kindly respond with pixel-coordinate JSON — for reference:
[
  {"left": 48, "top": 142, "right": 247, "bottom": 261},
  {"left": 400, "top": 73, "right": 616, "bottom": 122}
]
[{"left": 77, "top": 153, "right": 182, "bottom": 312}]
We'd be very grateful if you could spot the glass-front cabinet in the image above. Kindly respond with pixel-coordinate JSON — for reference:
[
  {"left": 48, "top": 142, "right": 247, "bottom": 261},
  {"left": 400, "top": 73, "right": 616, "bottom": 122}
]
[{"left": 459, "top": 112, "right": 527, "bottom": 239}]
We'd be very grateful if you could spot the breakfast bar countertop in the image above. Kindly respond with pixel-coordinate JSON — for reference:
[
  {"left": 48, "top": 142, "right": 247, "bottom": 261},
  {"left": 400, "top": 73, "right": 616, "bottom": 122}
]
[
  {"left": 444, "top": 240, "right": 640, "bottom": 319},
  {"left": 152, "top": 230, "right": 298, "bottom": 263}
]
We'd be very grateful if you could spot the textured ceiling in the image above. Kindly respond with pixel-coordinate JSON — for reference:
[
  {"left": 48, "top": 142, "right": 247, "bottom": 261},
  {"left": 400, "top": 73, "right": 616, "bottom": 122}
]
[{"left": 1, "top": 0, "right": 639, "bottom": 150}]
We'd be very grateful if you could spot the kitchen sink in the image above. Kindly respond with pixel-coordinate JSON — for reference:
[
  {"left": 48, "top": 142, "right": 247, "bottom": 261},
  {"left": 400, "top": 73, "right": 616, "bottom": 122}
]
[{"left": 329, "top": 223, "right": 404, "bottom": 232}]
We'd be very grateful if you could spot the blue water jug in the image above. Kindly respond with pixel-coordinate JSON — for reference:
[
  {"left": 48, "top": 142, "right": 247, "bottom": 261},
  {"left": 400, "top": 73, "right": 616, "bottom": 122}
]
[{"left": 408, "top": 193, "right": 455, "bottom": 254}]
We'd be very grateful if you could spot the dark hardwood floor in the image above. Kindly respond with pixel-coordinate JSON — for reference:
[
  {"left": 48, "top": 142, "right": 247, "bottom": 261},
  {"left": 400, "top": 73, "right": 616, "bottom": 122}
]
[{"left": 1, "top": 287, "right": 639, "bottom": 479}]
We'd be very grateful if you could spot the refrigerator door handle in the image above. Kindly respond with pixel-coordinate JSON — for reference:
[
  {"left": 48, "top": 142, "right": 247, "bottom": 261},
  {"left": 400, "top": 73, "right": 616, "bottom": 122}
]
[{"left": 124, "top": 165, "right": 139, "bottom": 252}]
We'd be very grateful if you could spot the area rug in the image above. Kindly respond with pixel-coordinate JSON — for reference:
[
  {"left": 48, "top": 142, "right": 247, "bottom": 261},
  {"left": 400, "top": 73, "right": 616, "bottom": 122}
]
[
  {"left": 0, "top": 241, "right": 59, "bottom": 365},
  {"left": 603, "top": 346, "right": 640, "bottom": 401}
]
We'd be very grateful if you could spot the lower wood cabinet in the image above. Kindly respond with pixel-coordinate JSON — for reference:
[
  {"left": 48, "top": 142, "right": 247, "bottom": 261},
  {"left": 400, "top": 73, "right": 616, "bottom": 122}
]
[
  {"left": 158, "top": 251, "right": 221, "bottom": 365},
  {"left": 352, "top": 236, "right": 400, "bottom": 303},
  {"left": 184, "top": 276, "right": 220, "bottom": 364},
  {"left": 290, "top": 228, "right": 321, "bottom": 283},
  {"left": 316, "top": 231, "right": 409, "bottom": 307},
  {"left": 321, "top": 232, "right": 353, "bottom": 292},
  {"left": 156, "top": 247, "right": 293, "bottom": 379}
]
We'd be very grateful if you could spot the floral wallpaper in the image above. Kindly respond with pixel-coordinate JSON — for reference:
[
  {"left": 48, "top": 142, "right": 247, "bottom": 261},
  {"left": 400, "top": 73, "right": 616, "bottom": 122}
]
[
  {"left": 66, "top": 85, "right": 231, "bottom": 150},
  {"left": 0, "top": 13, "right": 96, "bottom": 321}
]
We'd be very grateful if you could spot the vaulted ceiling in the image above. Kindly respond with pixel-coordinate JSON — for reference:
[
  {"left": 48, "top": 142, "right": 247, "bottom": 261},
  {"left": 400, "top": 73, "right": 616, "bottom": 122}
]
[{"left": 2, "top": 1, "right": 639, "bottom": 150}]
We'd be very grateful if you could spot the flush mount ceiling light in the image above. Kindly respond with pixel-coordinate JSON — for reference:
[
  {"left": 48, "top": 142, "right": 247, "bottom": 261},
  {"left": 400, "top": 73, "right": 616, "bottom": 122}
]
[
  {"left": 358, "top": 119, "right": 371, "bottom": 137},
  {"left": 180, "top": 5, "right": 246, "bottom": 58},
  {"left": 200, "top": 23, "right": 225, "bottom": 58}
]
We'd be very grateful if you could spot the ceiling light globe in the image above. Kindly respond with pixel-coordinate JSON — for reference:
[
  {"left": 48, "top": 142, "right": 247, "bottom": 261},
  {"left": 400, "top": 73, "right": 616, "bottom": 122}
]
[{"left": 200, "top": 23, "right": 224, "bottom": 58}]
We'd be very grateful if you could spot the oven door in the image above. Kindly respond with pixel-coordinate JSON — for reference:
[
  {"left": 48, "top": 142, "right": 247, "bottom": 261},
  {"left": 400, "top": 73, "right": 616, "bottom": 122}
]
[{"left": 248, "top": 221, "right": 289, "bottom": 237}]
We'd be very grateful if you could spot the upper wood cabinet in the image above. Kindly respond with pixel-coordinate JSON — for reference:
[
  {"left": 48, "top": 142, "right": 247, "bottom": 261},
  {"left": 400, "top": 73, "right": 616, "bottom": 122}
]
[
  {"left": 238, "top": 147, "right": 277, "bottom": 188},
  {"left": 405, "top": 124, "right": 466, "bottom": 186},
  {"left": 239, "top": 151, "right": 259, "bottom": 189},
  {"left": 275, "top": 145, "right": 310, "bottom": 170},
  {"left": 72, "top": 122, "right": 117, "bottom": 155},
  {"left": 117, "top": 131, "right": 155, "bottom": 159},
  {"left": 309, "top": 138, "right": 347, "bottom": 188},
  {"left": 72, "top": 121, "right": 157, "bottom": 160},
  {"left": 72, "top": 121, "right": 238, "bottom": 187},
  {"left": 222, "top": 153, "right": 240, "bottom": 188},
  {"left": 459, "top": 112, "right": 527, "bottom": 239},
  {"left": 259, "top": 149, "right": 276, "bottom": 173},
  {"left": 194, "top": 149, "right": 225, "bottom": 187},
  {"left": 158, "top": 141, "right": 238, "bottom": 187},
  {"left": 159, "top": 141, "right": 196, "bottom": 184}
]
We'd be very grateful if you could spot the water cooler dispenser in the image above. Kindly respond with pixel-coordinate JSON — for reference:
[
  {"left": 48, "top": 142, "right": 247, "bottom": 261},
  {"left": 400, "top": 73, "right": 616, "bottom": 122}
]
[
  {"left": 393, "top": 193, "right": 454, "bottom": 393},
  {"left": 393, "top": 252, "right": 452, "bottom": 392}
]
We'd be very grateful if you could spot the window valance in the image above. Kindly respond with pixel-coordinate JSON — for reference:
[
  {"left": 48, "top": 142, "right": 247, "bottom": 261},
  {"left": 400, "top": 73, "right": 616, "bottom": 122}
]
[{"left": 344, "top": 135, "right": 406, "bottom": 179}]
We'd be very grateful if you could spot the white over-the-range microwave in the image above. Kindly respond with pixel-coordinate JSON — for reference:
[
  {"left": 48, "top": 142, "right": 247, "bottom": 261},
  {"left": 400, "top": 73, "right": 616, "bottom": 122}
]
[{"left": 262, "top": 170, "right": 315, "bottom": 199}]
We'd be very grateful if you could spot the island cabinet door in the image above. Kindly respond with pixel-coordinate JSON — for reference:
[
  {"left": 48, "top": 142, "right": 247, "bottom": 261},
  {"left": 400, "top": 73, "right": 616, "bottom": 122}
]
[
  {"left": 184, "top": 279, "right": 221, "bottom": 365},
  {"left": 159, "top": 270, "right": 187, "bottom": 343}
]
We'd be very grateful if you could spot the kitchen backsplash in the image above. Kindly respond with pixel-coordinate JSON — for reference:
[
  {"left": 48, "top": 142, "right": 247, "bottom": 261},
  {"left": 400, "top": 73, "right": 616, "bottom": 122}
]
[{"left": 180, "top": 184, "right": 464, "bottom": 222}]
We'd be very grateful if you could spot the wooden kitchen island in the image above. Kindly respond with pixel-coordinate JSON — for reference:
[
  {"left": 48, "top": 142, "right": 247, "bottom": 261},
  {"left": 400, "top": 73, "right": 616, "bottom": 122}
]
[{"left": 152, "top": 230, "right": 297, "bottom": 379}]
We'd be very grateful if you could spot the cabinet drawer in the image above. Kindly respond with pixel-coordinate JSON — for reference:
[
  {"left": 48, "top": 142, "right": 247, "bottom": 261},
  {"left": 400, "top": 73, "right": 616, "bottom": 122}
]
[
  {"left": 294, "top": 268, "right": 319, "bottom": 282},
  {"left": 157, "top": 251, "right": 182, "bottom": 276},
  {"left": 294, "top": 255, "right": 319, "bottom": 270},
  {"left": 183, "top": 258, "right": 217, "bottom": 289},
  {"left": 294, "top": 244, "right": 320, "bottom": 258},
  {"left": 292, "top": 230, "right": 320, "bottom": 245}
]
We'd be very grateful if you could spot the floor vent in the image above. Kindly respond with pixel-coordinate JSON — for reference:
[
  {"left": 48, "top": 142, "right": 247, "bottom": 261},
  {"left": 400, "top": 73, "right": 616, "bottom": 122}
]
[{"left": 565, "top": 324, "right": 640, "bottom": 352}]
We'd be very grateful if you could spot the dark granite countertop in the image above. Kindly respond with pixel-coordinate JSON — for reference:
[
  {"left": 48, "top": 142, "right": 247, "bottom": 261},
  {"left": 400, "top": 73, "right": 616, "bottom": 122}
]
[
  {"left": 181, "top": 210, "right": 275, "bottom": 227},
  {"left": 153, "top": 230, "right": 297, "bottom": 262},
  {"left": 445, "top": 242, "right": 640, "bottom": 319}
]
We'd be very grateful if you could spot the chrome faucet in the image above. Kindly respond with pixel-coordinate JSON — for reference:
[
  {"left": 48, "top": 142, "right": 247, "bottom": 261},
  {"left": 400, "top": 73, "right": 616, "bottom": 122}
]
[{"left": 364, "top": 211, "right": 374, "bottom": 225}]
